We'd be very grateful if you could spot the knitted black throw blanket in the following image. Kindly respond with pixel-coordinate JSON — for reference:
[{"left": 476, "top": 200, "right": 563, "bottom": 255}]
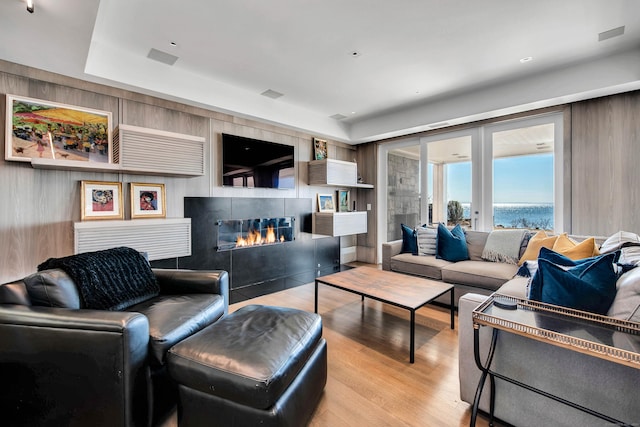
[{"left": 38, "top": 247, "right": 159, "bottom": 311}]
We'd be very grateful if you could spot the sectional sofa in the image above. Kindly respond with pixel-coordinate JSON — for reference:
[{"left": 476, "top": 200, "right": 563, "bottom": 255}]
[{"left": 384, "top": 228, "right": 640, "bottom": 425}]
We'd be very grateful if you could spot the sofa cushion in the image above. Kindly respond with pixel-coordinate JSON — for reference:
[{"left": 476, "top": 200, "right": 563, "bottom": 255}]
[
  {"left": 416, "top": 225, "right": 438, "bottom": 255},
  {"left": 464, "top": 230, "right": 489, "bottom": 261},
  {"left": 441, "top": 260, "right": 518, "bottom": 292},
  {"left": 496, "top": 277, "right": 529, "bottom": 299},
  {"left": 389, "top": 254, "right": 452, "bottom": 280},
  {"left": 600, "top": 231, "right": 640, "bottom": 265},
  {"left": 129, "top": 293, "right": 226, "bottom": 366},
  {"left": 23, "top": 268, "right": 81, "bottom": 309},
  {"left": 401, "top": 223, "right": 418, "bottom": 255},
  {"left": 518, "top": 230, "right": 558, "bottom": 265},
  {"left": 552, "top": 233, "right": 600, "bottom": 260},
  {"left": 608, "top": 266, "right": 640, "bottom": 322},
  {"left": 436, "top": 223, "right": 469, "bottom": 262},
  {"left": 529, "top": 252, "right": 619, "bottom": 314}
]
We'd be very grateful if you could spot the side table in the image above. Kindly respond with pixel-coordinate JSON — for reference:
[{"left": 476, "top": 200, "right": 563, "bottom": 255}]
[{"left": 470, "top": 294, "right": 640, "bottom": 427}]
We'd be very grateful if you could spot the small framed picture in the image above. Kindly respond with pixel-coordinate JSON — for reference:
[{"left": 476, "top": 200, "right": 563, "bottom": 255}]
[
  {"left": 130, "top": 182, "right": 166, "bottom": 219},
  {"left": 313, "top": 137, "right": 327, "bottom": 160},
  {"left": 337, "top": 189, "right": 350, "bottom": 212},
  {"left": 317, "top": 193, "right": 335, "bottom": 212},
  {"left": 80, "top": 181, "right": 123, "bottom": 221}
]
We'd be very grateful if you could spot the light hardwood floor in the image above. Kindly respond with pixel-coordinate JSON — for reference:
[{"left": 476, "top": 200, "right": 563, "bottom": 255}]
[{"left": 162, "top": 272, "right": 498, "bottom": 427}]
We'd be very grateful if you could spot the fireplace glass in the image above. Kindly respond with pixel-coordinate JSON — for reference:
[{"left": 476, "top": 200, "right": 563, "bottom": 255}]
[{"left": 216, "top": 217, "right": 295, "bottom": 251}]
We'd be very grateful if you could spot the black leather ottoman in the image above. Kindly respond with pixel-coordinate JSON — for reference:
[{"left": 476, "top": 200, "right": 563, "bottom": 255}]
[{"left": 167, "top": 304, "right": 327, "bottom": 427}]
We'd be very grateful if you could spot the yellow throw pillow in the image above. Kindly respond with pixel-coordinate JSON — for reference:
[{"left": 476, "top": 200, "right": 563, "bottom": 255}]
[
  {"left": 552, "top": 234, "right": 600, "bottom": 260},
  {"left": 518, "top": 230, "right": 558, "bottom": 265}
]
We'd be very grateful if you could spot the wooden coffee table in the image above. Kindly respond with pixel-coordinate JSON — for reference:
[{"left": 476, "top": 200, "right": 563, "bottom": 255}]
[{"left": 315, "top": 266, "right": 454, "bottom": 363}]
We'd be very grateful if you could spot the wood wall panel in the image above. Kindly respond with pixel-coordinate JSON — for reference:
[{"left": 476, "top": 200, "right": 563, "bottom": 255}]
[{"left": 571, "top": 92, "right": 640, "bottom": 236}]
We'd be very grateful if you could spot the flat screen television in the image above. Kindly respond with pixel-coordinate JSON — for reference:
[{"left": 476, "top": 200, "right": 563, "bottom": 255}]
[{"left": 222, "top": 133, "right": 295, "bottom": 189}]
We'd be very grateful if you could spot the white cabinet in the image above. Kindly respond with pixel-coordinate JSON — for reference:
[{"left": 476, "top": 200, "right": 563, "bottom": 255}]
[
  {"left": 308, "top": 159, "right": 373, "bottom": 188},
  {"left": 74, "top": 218, "right": 191, "bottom": 261},
  {"left": 313, "top": 211, "right": 367, "bottom": 236}
]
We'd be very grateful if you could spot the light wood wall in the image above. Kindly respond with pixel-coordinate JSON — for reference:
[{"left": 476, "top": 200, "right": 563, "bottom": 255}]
[
  {"left": 571, "top": 91, "right": 640, "bottom": 236},
  {"left": 0, "top": 60, "right": 359, "bottom": 283}
]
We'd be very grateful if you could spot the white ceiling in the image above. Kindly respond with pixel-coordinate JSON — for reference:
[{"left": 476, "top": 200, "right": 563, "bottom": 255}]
[{"left": 1, "top": 0, "right": 639, "bottom": 144}]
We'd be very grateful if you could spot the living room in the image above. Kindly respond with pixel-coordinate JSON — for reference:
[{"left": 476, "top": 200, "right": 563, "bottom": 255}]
[{"left": 1, "top": 1, "right": 640, "bottom": 426}]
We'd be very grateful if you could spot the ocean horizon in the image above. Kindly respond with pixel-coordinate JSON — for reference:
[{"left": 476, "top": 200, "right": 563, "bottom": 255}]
[{"left": 460, "top": 202, "right": 554, "bottom": 229}]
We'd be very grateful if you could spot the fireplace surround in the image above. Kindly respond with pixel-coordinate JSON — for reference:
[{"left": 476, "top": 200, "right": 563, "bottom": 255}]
[{"left": 174, "top": 197, "right": 340, "bottom": 303}]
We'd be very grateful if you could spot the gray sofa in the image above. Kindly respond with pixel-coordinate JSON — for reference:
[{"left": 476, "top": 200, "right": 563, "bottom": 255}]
[
  {"left": 458, "top": 279, "right": 640, "bottom": 426},
  {"left": 382, "top": 230, "right": 521, "bottom": 305}
]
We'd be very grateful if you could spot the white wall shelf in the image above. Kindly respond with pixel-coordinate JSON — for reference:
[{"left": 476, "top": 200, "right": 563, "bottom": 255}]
[
  {"left": 308, "top": 159, "right": 373, "bottom": 188},
  {"left": 74, "top": 218, "right": 191, "bottom": 261},
  {"left": 312, "top": 211, "right": 367, "bottom": 237}
]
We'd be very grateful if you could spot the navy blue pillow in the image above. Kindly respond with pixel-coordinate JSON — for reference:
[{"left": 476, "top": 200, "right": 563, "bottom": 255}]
[
  {"left": 436, "top": 223, "right": 469, "bottom": 262},
  {"left": 400, "top": 224, "right": 418, "bottom": 255},
  {"left": 529, "top": 251, "right": 619, "bottom": 314}
]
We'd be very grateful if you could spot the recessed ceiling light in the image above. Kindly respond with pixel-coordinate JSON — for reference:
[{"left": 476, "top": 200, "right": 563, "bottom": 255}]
[
  {"left": 519, "top": 56, "right": 533, "bottom": 63},
  {"left": 351, "top": 111, "right": 356, "bottom": 115},
  {"left": 349, "top": 51, "right": 361, "bottom": 58},
  {"left": 330, "top": 113, "right": 347, "bottom": 120},
  {"left": 169, "top": 41, "right": 178, "bottom": 47}
]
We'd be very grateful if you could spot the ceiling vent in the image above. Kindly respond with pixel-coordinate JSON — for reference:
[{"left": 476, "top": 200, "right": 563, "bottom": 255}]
[
  {"left": 261, "top": 89, "right": 284, "bottom": 99},
  {"left": 598, "top": 26, "right": 625, "bottom": 42},
  {"left": 147, "top": 48, "right": 179, "bottom": 65},
  {"left": 330, "top": 113, "right": 348, "bottom": 120}
]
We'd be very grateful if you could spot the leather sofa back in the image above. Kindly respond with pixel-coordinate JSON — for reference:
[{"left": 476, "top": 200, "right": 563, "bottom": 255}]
[{"left": 0, "top": 280, "right": 31, "bottom": 305}]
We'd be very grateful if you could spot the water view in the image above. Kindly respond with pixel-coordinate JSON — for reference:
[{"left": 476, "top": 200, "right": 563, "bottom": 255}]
[{"left": 461, "top": 203, "right": 554, "bottom": 229}]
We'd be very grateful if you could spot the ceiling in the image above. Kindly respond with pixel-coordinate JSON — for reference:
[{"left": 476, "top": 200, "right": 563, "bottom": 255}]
[{"left": 1, "top": 0, "right": 639, "bottom": 144}]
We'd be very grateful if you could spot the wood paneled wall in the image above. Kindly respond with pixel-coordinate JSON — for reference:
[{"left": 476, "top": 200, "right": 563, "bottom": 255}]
[
  {"left": 0, "top": 61, "right": 360, "bottom": 283},
  {"left": 571, "top": 91, "right": 640, "bottom": 236}
]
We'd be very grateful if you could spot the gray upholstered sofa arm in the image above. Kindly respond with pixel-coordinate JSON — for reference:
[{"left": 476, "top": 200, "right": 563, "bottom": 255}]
[
  {"left": 382, "top": 239, "right": 402, "bottom": 271},
  {"left": 458, "top": 293, "right": 640, "bottom": 426}
]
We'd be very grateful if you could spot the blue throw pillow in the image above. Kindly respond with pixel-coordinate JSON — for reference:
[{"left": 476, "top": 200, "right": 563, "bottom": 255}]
[
  {"left": 529, "top": 251, "right": 619, "bottom": 314},
  {"left": 400, "top": 223, "right": 418, "bottom": 255},
  {"left": 436, "top": 223, "right": 469, "bottom": 262}
]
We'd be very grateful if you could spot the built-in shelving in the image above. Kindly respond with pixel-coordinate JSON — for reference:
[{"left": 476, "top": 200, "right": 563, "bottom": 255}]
[
  {"left": 313, "top": 211, "right": 367, "bottom": 236},
  {"left": 308, "top": 159, "right": 373, "bottom": 188}
]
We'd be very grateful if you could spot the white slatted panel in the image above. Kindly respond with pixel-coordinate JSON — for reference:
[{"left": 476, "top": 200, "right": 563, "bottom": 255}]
[
  {"left": 113, "top": 124, "right": 205, "bottom": 176},
  {"left": 74, "top": 219, "right": 191, "bottom": 261}
]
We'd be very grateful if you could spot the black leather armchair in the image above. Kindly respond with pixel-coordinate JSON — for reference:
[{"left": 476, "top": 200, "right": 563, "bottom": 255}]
[{"left": 0, "top": 268, "right": 229, "bottom": 427}]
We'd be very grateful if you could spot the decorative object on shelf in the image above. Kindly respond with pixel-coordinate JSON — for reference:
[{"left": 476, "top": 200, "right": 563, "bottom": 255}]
[
  {"left": 313, "top": 137, "right": 327, "bottom": 160},
  {"left": 130, "top": 182, "right": 166, "bottom": 219},
  {"left": 80, "top": 180, "right": 123, "bottom": 221},
  {"left": 337, "top": 189, "right": 350, "bottom": 212},
  {"left": 5, "top": 95, "right": 112, "bottom": 164},
  {"left": 317, "top": 193, "right": 335, "bottom": 212}
]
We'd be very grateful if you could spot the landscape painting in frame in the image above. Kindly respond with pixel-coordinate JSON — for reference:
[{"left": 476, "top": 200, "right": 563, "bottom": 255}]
[
  {"left": 5, "top": 95, "right": 112, "bottom": 163},
  {"left": 80, "top": 181, "right": 123, "bottom": 221}
]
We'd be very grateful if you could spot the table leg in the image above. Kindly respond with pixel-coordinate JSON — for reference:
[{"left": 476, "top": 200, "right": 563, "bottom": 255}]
[
  {"left": 450, "top": 288, "right": 455, "bottom": 329},
  {"left": 314, "top": 280, "right": 319, "bottom": 313},
  {"left": 410, "top": 310, "right": 416, "bottom": 363},
  {"left": 470, "top": 327, "right": 498, "bottom": 427}
]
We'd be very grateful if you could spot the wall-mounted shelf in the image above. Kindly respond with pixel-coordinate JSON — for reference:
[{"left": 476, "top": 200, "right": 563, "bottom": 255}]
[
  {"left": 308, "top": 159, "right": 373, "bottom": 188},
  {"left": 74, "top": 218, "right": 191, "bottom": 261},
  {"left": 313, "top": 211, "right": 367, "bottom": 237},
  {"left": 30, "top": 125, "right": 206, "bottom": 177}
]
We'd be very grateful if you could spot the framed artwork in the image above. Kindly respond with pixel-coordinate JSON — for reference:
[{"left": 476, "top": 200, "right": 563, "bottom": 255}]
[
  {"left": 313, "top": 137, "right": 327, "bottom": 160},
  {"left": 5, "top": 94, "right": 112, "bottom": 163},
  {"left": 317, "top": 193, "right": 335, "bottom": 212},
  {"left": 80, "top": 181, "right": 123, "bottom": 221},
  {"left": 130, "top": 183, "right": 166, "bottom": 219},
  {"left": 337, "top": 189, "right": 350, "bottom": 212}
]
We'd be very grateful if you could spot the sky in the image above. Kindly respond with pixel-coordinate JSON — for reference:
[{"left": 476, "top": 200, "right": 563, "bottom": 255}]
[{"left": 442, "top": 153, "right": 554, "bottom": 204}]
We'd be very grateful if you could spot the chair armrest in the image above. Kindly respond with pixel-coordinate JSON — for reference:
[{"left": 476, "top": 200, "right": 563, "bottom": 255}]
[
  {"left": 153, "top": 269, "right": 229, "bottom": 311},
  {"left": 0, "top": 305, "right": 150, "bottom": 426},
  {"left": 382, "top": 239, "right": 403, "bottom": 270}
]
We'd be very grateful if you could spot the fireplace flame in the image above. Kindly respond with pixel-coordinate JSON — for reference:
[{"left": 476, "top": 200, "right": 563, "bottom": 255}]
[{"left": 236, "top": 225, "right": 277, "bottom": 247}]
